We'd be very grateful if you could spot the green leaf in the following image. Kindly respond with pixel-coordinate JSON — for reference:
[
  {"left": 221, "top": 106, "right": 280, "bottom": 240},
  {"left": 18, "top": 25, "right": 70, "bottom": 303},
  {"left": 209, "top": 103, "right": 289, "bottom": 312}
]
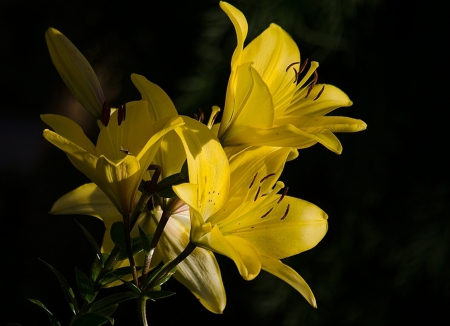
[
  {"left": 98, "top": 266, "right": 142, "bottom": 286},
  {"left": 39, "top": 259, "right": 79, "bottom": 315},
  {"left": 141, "top": 291, "right": 175, "bottom": 301},
  {"left": 156, "top": 267, "right": 177, "bottom": 287},
  {"left": 116, "top": 235, "right": 152, "bottom": 261},
  {"left": 141, "top": 261, "right": 176, "bottom": 291},
  {"left": 28, "top": 299, "right": 62, "bottom": 326},
  {"left": 110, "top": 222, "right": 126, "bottom": 250},
  {"left": 89, "top": 292, "right": 138, "bottom": 313},
  {"left": 75, "top": 220, "right": 104, "bottom": 266},
  {"left": 117, "top": 278, "right": 141, "bottom": 294},
  {"left": 90, "top": 258, "right": 102, "bottom": 282},
  {"left": 138, "top": 226, "right": 151, "bottom": 256},
  {"left": 155, "top": 187, "right": 177, "bottom": 198},
  {"left": 75, "top": 268, "right": 96, "bottom": 303},
  {"left": 71, "top": 313, "right": 112, "bottom": 326},
  {"left": 94, "top": 304, "right": 118, "bottom": 318}
]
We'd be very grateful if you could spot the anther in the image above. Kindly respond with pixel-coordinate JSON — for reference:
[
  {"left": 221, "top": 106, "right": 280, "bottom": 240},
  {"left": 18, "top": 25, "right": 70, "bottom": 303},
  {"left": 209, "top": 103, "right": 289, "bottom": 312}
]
[
  {"left": 254, "top": 186, "right": 261, "bottom": 201},
  {"left": 117, "top": 101, "right": 126, "bottom": 126},
  {"left": 299, "top": 58, "right": 309, "bottom": 75},
  {"left": 313, "top": 85, "right": 325, "bottom": 101},
  {"left": 277, "top": 187, "right": 289, "bottom": 203},
  {"left": 305, "top": 70, "right": 319, "bottom": 99},
  {"left": 286, "top": 62, "right": 300, "bottom": 72},
  {"left": 292, "top": 67, "right": 298, "bottom": 83},
  {"left": 261, "top": 208, "right": 273, "bottom": 218},
  {"left": 249, "top": 172, "right": 258, "bottom": 189},
  {"left": 280, "top": 204, "right": 290, "bottom": 220},
  {"left": 101, "top": 101, "right": 111, "bottom": 127},
  {"left": 260, "top": 173, "right": 275, "bottom": 183}
]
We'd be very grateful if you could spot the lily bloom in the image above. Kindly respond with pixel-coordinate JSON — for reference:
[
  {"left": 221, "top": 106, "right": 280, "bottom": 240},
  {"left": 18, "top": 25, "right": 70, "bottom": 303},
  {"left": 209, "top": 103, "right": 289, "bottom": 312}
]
[
  {"left": 174, "top": 146, "right": 328, "bottom": 307},
  {"left": 218, "top": 2, "right": 366, "bottom": 154},
  {"left": 42, "top": 103, "right": 184, "bottom": 215}
]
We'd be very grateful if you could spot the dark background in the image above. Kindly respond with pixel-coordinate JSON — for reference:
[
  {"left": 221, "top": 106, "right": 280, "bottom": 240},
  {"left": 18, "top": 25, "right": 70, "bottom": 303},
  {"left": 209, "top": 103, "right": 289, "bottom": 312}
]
[{"left": 1, "top": 0, "right": 448, "bottom": 325}]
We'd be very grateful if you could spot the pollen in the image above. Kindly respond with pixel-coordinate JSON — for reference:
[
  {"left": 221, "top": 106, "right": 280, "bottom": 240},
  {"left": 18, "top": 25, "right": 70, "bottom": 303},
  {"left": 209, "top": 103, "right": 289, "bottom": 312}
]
[
  {"left": 277, "top": 186, "right": 289, "bottom": 203},
  {"left": 254, "top": 186, "right": 261, "bottom": 201},
  {"left": 260, "top": 173, "right": 275, "bottom": 183},
  {"left": 249, "top": 172, "right": 258, "bottom": 188},
  {"left": 280, "top": 204, "right": 290, "bottom": 220},
  {"left": 313, "top": 85, "right": 325, "bottom": 101},
  {"left": 101, "top": 101, "right": 111, "bottom": 127},
  {"left": 261, "top": 207, "right": 273, "bottom": 218}
]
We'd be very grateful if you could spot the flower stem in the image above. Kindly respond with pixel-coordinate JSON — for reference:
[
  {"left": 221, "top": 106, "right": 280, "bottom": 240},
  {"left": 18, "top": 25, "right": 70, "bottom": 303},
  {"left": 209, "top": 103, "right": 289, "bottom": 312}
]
[
  {"left": 147, "top": 242, "right": 197, "bottom": 290},
  {"left": 123, "top": 213, "right": 139, "bottom": 286},
  {"left": 137, "top": 296, "right": 149, "bottom": 326},
  {"left": 140, "top": 209, "right": 172, "bottom": 286}
]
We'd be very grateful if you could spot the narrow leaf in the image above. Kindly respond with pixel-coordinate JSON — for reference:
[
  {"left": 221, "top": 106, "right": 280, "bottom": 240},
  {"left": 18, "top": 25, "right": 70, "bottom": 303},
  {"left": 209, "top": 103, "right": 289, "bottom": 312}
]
[
  {"left": 95, "top": 304, "right": 118, "bottom": 318},
  {"left": 75, "top": 268, "right": 96, "bottom": 303},
  {"left": 39, "top": 259, "right": 79, "bottom": 315},
  {"left": 141, "top": 291, "right": 176, "bottom": 300},
  {"left": 99, "top": 267, "right": 142, "bottom": 286},
  {"left": 138, "top": 226, "right": 151, "bottom": 256},
  {"left": 28, "top": 299, "right": 62, "bottom": 326},
  {"left": 75, "top": 220, "right": 103, "bottom": 265},
  {"left": 71, "top": 313, "right": 112, "bottom": 326},
  {"left": 90, "top": 259, "right": 102, "bottom": 282},
  {"left": 89, "top": 292, "right": 138, "bottom": 313}
]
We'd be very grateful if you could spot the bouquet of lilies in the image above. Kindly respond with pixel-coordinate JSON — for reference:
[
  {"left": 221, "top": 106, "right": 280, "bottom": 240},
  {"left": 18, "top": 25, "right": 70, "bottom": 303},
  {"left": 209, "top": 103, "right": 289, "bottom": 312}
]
[{"left": 31, "top": 2, "right": 366, "bottom": 325}]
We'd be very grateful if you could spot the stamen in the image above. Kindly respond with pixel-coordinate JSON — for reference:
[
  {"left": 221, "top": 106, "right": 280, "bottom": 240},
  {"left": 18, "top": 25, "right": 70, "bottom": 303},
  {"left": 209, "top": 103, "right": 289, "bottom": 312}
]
[
  {"left": 117, "top": 102, "right": 126, "bottom": 126},
  {"left": 260, "top": 173, "right": 275, "bottom": 183},
  {"left": 280, "top": 204, "right": 290, "bottom": 220},
  {"left": 207, "top": 106, "right": 221, "bottom": 129},
  {"left": 285, "top": 62, "right": 300, "bottom": 72},
  {"left": 305, "top": 70, "right": 319, "bottom": 99},
  {"left": 261, "top": 208, "right": 273, "bottom": 218},
  {"left": 249, "top": 172, "right": 258, "bottom": 189},
  {"left": 292, "top": 67, "right": 298, "bottom": 83},
  {"left": 313, "top": 85, "right": 325, "bottom": 101},
  {"left": 298, "top": 58, "right": 309, "bottom": 75},
  {"left": 254, "top": 186, "right": 261, "bottom": 201},
  {"left": 101, "top": 101, "right": 111, "bottom": 127},
  {"left": 277, "top": 186, "right": 289, "bottom": 203}
]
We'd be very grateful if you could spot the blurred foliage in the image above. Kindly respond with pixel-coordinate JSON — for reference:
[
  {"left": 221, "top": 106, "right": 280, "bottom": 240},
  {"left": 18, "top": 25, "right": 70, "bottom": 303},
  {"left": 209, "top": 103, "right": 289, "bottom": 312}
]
[{"left": 1, "top": 0, "right": 448, "bottom": 325}]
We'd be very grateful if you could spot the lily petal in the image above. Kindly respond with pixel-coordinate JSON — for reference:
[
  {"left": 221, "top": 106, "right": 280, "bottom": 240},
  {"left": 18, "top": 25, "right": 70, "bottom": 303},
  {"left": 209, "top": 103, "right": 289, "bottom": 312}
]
[{"left": 261, "top": 254, "right": 317, "bottom": 308}]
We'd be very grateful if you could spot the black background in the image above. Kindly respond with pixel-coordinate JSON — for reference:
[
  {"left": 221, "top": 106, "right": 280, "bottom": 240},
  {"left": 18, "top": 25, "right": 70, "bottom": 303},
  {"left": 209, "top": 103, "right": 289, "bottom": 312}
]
[{"left": 1, "top": 0, "right": 448, "bottom": 325}]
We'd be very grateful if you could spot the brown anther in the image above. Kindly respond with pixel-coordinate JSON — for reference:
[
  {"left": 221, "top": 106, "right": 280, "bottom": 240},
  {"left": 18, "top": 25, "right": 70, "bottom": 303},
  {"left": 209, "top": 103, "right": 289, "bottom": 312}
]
[
  {"left": 305, "top": 70, "right": 319, "bottom": 99},
  {"left": 122, "top": 101, "right": 126, "bottom": 120},
  {"left": 199, "top": 109, "right": 205, "bottom": 123},
  {"left": 117, "top": 102, "right": 126, "bottom": 126},
  {"left": 299, "top": 58, "right": 309, "bottom": 75},
  {"left": 254, "top": 186, "right": 261, "bottom": 201},
  {"left": 285, "top": 62, "right": 300, "bottom": 72},
  {"left": 313, "top": 85, "right": 325, "bottom": 101},
  {"left": 249, "top": 172, "right": 258, "bottom": 189},
  {"left": 280, "top": 204, "right": 290, "bottom": 220},
  {"left": 292, "top": 67, "right": 298, "bottom": 83},
  {"left": 101, "top": 101, "right": 111, "bottom": 127},
  {"left": 260, "top": 173, "right": 275, "bottom": 183},
  {"left": 277, "top": 187, "right": 289, "bottom": 203},
  {"left": 261, "top": 208, "right": 273, "bottom": 218}
]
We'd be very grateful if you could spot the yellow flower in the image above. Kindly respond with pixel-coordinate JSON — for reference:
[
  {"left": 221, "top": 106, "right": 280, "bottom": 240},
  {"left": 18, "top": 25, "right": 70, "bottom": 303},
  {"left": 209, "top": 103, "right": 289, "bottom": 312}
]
[
  {"left": 174, "top": 146, "right": 328, "bottom": 307},
  {"left": 42, "top": 103, "right": 184, "bottom": 215},
  {"left": 48, "top": 71, "right": 230, "bottom": 313},
  {"left": 217, "top": 2, "right": 366, "bottom": 154}
]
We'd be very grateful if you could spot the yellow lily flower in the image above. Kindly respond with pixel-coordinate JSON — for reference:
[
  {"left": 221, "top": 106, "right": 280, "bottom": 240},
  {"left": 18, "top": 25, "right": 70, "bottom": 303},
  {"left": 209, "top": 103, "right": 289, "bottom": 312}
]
[
  {"left": 174, "top": 146, "right": 328, "bottom": 307},
  {"left": 42, "top": 101, "right": 184, "bottom": 215},
  {"left": 218, "top": 2, "right": 366, "bottom": 154}
]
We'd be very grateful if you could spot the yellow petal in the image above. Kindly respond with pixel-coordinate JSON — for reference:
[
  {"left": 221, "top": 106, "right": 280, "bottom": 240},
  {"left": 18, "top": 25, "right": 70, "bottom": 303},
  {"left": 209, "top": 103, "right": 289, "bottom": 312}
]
[
  {"left": 45, "top": 28, "right": 105, "bottom": 118},
  {"left": 275, "top": 115, "right": 367, "bottom": 133},
  {"left": 260, "top": 254, "right": 317, "bottom": 308},
  {"left": 131, "top": 74, "right": 178, "bottom": 122},
  {"left": 219, "top": 2, "right": 248, "bottom": 68},
  {"left": 286, "top": 84, "right": 353, "bottom": 117},
  {"left": 153, "top": 210, "right": 226, "bottom": 314},
  {"left": 96, "top": 155, "right": 142, "bottom": 214},
  {"left": 221, "top": 124, "right": 343, "bottom": 154},
  {"left": 241, "top": 24, "right": 299, "bottom": 104},
  {"left": 50, "top": 183, "right": 121, "bottom": 227},
  {"left": 197, "top": 225, "right": 260, "bottom": 280},
  {"left": 223, "top": 196, "right": 328, "bottom": 259},
  {"left": 43, "top": 129, "right": 99, "bottom": 182},
  {"left": 174, "top": 117, "right": 229, "bottom": 218},
  {"left": 41, "top": 114, "right": 96, "bottom": 155},
  {"left": 219, "top": 63, "right": 273, "bottom": 142}
]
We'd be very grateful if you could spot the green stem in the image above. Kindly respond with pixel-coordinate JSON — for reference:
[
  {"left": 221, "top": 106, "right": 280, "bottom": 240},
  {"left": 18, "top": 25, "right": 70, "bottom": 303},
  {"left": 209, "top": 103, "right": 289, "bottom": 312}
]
[
  {"left": 137, "top": 296, "right": 149, "bottom": 326},
  {"left": 140, "top": 209, "right": 172, "bottom": 286},
  {"left": 147, "top": 242, "right": 197, "bottom": 290},
  {"left": 123, "top": 213, "right": 139, "bottom": 286}
]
